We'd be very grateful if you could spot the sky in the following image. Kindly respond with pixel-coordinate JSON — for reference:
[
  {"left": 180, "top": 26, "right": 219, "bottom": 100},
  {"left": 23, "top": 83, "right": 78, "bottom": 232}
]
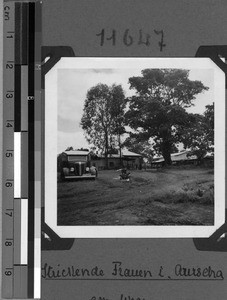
[{"left": 57, "top": 67, "right": 214, "bottom": 154}]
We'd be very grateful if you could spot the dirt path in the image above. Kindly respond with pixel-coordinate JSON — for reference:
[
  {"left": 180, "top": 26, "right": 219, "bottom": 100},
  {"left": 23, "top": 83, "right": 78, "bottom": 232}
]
[{"left": 57, "top": 167, "right": 214, "bottom": 225}]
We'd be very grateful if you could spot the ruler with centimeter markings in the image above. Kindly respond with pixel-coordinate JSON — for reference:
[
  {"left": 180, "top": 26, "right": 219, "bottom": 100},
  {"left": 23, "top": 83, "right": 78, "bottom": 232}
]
[{"left": 2, "top": 1, "right": 42, "bottom": 298}]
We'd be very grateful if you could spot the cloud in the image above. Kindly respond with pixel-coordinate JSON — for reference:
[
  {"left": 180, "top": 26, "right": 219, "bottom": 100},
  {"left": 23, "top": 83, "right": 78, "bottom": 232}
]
[
  {"left": 58, "top": 115, "right": 82, "bottom": 133},
  {"left": 91, "top": 68, "right": 114, "bottom": 74}
]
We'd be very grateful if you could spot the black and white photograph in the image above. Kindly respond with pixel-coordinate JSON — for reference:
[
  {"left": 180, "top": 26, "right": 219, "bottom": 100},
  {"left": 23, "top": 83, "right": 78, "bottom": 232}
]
[{"left": 45, "top": 58, "right": 225, "bottom": 238}]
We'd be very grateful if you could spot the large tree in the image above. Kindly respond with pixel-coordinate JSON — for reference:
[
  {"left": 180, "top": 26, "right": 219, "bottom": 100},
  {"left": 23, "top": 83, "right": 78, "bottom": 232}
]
[
  {"left": 180, "top": 103, "right": 214, "bottom": 163},
  {"left": 81, "top": 83, "right": 126, "bottom": 168},
  {"left": 125, "top": 69, "right": 209, "bottom": 165},
  {"left": 109, "top": 84, "right": 127, "bottom": 165}
]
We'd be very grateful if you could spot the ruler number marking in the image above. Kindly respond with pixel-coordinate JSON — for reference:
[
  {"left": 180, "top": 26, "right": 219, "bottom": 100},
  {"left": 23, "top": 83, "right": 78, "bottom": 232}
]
[
  {"left": 5, "top": 150, "right": 13, "bottom": 158},
  {"left": 6, "top": 63, "right": 14, "bottom": 69},
  {"left": 6, "top": 92, "right": 14, "bottom": 99},
  {"left": 5, "top": 210, "right": 13, "bottom": 217},
  {"left": 4, "top": 5, "right": 10, "bottom": 21},
  {"left": 5, "top": 270, "right": 13, "bottom": 276},
  {"left": 6, "top": 31, "right": 14, "bottom": 39},
  {"left": 5, "top": 239, "right": 13, "bottom": 247},
  {"left": 6, "top": 121, "right": 13, "bottom": 128},
  {"left": 5, "top": 181, "right": 13, "bottom": 188}
]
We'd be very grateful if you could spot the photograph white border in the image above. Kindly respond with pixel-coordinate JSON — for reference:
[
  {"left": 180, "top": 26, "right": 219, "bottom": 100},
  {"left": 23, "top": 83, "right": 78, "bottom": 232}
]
[{"left": 45, "top": 57, "right": 225, "bottom": 238}]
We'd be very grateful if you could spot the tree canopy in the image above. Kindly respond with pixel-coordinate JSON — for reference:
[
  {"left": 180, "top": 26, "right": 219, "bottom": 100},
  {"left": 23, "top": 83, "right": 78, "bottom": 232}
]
[
  {"left": 180, "top": 103, "right": 214, "bottom": 163},
  {"left": 81, "top": 83, "right": 126, "bottom": 168},
  {"left": 80, "top": 69, "right": 212, "bottom": 167},
  {"left": 65, "top": 146, "right": 74, "bottom": 151},
  {"left": 123, "top": 134, "right": 154, "bottom": 163},
  {"left": 125, "top": 69, "right": 209, "bottom": 165}
]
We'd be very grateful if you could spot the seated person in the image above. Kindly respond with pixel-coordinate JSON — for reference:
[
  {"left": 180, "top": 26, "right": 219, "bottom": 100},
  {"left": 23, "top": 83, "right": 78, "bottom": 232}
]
[
  {"left": 121, "top": 168, "right": 130, "bottom": 179},
  {"left": 90, "top": 165, "right": 97, "bottom": 176}
]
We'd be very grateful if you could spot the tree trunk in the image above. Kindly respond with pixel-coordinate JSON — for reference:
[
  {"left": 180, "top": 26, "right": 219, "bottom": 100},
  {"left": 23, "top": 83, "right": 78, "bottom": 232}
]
[
  {"left": 105, "top": 152, "right": 108, "bottom": 169},
  {"left": 139, "top": 157, "right": 143, "bottom": 170},
  {"left": 118, "top": 134, "right": 123, "bottom": 167},
  {"left": 162, "top": 140, "right": 172, "bottom": 166},
  {"left": 105, "top": 131, "right": 109, "bottom": 169},
  {"left": 197, "top": 155, "right": 203, "bottom": 166}
]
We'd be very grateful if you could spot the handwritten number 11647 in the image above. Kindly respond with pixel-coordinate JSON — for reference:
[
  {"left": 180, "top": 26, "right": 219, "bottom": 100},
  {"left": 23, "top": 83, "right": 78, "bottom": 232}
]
[{"left": 96, "top": 29, "right": 166, "bottom": 51}]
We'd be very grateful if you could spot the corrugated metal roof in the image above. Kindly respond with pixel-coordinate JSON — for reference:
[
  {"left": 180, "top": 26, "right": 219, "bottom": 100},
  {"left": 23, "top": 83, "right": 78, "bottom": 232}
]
[
  {"left": 171, "top": 151, "right": 188, "bottom": 157},
  {"left": 96, "top": 149, "right": 142, "bottom": 158},
  {"left": 64, "top": 150, "right": 90, "bottom": 156},
  {"left": 121, "top": 149, "right": 141, "bottom": 157},
  {"left": 154, "top": 150, "right": 197, "bottom": 163}
]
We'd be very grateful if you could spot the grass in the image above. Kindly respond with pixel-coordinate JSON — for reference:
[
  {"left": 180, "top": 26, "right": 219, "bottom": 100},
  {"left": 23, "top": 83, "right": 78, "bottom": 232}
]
[{"left": 57, "top": 167, "right": 214, "bottom": 226}]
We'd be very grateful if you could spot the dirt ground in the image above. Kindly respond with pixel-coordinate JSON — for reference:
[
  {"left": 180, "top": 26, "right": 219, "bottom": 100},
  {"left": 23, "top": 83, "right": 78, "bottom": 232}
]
[{"left": 57, "top": 167, "right": 214, "bottom": 226}]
